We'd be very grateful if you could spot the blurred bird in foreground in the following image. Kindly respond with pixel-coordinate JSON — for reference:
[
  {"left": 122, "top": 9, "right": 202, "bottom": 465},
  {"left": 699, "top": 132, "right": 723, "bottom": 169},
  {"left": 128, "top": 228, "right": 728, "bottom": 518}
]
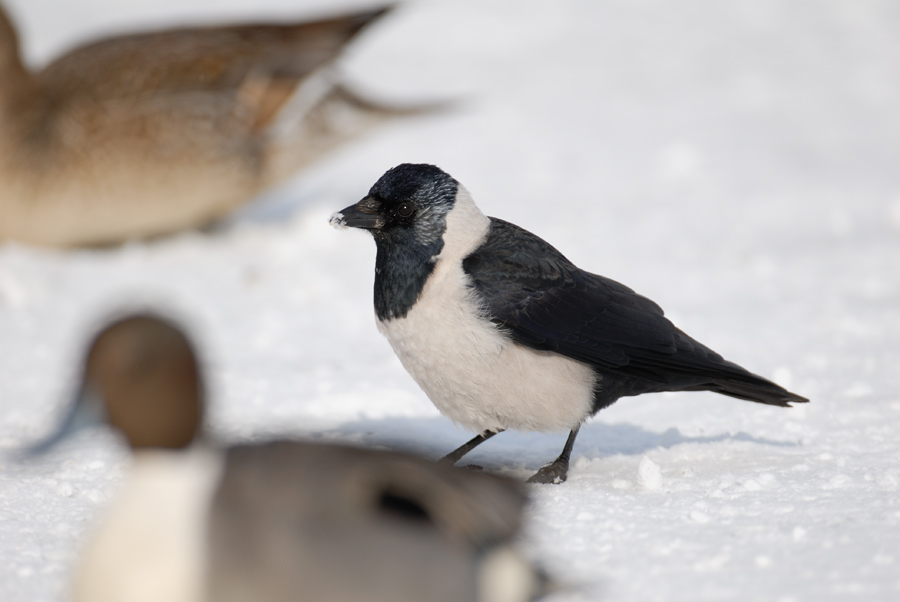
[
  {"left": 27, "top": 314, "right": 550, "bottom": 602},
  {"left": 0, "top": 3, "right": 413, "bottom": 247}
]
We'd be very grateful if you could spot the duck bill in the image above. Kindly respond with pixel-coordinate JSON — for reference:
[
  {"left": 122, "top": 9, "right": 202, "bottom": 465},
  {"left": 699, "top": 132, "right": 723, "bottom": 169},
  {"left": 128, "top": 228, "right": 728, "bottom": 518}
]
[
  {"left": 19, "top": 386, "right": 107, "bottom": 459},
  {"left": 329, "top": 197, "right": 383, "bottom": 231}
]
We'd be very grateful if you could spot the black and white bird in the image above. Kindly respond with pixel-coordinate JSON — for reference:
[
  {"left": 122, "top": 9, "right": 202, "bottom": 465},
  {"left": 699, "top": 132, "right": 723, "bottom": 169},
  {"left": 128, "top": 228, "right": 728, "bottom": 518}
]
[{"left": 331, "top": 163, "right": 809, "bottom": 484}]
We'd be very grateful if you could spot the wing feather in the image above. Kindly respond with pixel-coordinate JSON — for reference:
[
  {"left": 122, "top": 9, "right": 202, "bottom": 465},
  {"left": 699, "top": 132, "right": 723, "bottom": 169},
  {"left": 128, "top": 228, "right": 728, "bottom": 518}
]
[{"left": 464, "top": 219, "right": 752, "bottom": 383}]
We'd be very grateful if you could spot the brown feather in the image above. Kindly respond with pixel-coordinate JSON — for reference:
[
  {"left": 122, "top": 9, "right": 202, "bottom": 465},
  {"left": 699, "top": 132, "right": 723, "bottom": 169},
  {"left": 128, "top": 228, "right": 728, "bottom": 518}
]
[{"left": 0, "top": 5, "right": 394, "bottom": 247}]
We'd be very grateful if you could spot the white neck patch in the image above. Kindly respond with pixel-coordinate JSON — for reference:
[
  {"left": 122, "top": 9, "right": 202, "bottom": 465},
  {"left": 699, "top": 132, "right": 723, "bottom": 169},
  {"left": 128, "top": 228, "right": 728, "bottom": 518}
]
[
  {"left": 74, "top": 445, "right": 224, "bottom": 602},
  {"left": 435, "top": 185, "right": 491, "bottom": 262}
]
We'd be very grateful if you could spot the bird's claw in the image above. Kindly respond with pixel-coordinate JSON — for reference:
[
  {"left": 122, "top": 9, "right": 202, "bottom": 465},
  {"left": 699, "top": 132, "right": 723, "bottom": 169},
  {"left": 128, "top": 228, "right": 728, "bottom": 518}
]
[{"left": 526, "top": 461, "right": 569, "bottom": 484}]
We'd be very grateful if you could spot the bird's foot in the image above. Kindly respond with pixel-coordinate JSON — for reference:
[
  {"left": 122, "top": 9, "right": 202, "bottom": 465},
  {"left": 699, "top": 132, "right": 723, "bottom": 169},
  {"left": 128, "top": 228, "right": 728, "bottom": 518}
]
[
  {"left": 526, "top": 460, "right": 569, "bottom": 485},
  {"left": 461, "top": 464, "right": 484, "bottom": 471}
]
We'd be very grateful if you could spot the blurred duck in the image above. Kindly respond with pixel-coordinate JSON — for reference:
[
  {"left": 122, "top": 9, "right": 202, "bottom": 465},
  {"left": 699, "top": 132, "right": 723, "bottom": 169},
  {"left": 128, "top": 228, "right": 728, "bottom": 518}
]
[
  {"left": 29, "top": 315, "right": 550, "bottom": 602},
  {"left": 0, "top": 3, "right": 403, "bottom": 247}
]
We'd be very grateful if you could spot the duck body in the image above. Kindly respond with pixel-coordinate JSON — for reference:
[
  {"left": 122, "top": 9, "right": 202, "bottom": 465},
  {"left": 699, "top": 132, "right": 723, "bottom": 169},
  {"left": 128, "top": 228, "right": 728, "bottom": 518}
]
[
  {"left": 77, "top": 441, "right": 532, "bottom": 602},
  {"left": 0, "top": 5, "right": 392, "bottom": 247},
  {"left": 206, "top": 441, "right": 532, "bottom": 602}
]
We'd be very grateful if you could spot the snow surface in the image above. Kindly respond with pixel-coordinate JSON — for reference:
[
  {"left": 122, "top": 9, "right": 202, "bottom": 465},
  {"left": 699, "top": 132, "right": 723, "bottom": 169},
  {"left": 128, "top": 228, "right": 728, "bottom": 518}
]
[{"left": 2, "top": 0, "right": 899, "bottom": 601}]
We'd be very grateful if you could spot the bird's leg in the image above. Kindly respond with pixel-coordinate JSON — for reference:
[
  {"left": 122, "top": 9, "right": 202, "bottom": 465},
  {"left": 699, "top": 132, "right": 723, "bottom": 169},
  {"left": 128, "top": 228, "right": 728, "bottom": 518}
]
[
  {"left": 527, "top": 426, "right": 581, "bottom": 484},
  {"left": 440, "top": 430, "right": 503, "bottom": 465}
]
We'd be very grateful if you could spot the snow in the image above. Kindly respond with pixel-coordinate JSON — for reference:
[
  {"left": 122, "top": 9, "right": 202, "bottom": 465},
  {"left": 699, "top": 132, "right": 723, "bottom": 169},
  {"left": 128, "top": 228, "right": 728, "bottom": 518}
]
[
  {"left": 2, "top": 0, "right": 899, "bottom": 601},
  {"left": 329, "top": 212, "right": 349, "bottom": 230}
]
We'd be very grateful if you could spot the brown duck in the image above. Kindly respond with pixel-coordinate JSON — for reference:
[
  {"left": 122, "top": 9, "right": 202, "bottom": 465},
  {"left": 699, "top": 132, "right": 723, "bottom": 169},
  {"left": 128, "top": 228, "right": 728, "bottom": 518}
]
[{"left": 0, "top": 3, "right": 398, "bottom": 247}]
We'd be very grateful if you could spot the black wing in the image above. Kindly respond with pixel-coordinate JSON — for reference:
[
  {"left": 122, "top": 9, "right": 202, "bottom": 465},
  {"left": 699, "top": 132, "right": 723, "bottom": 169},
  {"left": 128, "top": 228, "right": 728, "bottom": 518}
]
[{"left": 463, "top": 218, "right": 807, "bottom": 406}]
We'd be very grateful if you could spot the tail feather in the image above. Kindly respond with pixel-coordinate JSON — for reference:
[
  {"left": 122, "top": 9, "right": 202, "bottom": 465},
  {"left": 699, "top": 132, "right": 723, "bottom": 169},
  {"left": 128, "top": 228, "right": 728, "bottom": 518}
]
[{"left": 706, "top": 377, "right": 808, "bottom": 407}]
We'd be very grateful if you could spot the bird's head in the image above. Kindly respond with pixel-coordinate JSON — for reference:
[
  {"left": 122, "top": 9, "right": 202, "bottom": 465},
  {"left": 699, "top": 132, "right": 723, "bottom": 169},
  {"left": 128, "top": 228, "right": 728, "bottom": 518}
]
[
  {"left": 330, "top": 163, "right": 459, "bottom": 250},
  {"left": 24, "top": 314, "right": 203, "bottom": 457},
  {"left": 331, "top": 163, "right": 491, "bottom": 320}
]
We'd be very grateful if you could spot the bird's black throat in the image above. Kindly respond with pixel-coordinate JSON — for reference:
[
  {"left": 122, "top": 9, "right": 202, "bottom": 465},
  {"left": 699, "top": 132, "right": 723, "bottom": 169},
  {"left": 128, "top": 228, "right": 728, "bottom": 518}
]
[{"left": 373, "top": 230, "right": 444, "bottom": 321}]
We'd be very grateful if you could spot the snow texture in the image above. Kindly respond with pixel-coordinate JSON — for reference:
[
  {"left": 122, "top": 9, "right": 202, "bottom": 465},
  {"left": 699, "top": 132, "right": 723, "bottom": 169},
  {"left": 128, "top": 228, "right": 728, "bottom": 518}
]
[
  {"left": 1, "top": 1, "right": 899, "bottom": 601},
  {"left": 329, "top": 212, "right": 348, "bottom": 230}
]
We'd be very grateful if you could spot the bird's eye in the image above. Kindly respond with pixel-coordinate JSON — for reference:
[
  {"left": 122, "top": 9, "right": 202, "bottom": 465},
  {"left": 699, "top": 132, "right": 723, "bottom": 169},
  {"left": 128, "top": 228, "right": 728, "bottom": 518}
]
[{"left": 396, "top": 202, "right": 414, "bottom": 218}]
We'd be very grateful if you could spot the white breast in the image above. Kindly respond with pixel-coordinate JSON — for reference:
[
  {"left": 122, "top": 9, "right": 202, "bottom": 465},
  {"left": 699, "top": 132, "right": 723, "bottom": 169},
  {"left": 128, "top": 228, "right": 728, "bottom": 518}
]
[
  {"left": 377, "top": 188, "right": 597, "bottom": 434},
  {"left": 74, "top": 445, "right": 224, "bottom": 602}
]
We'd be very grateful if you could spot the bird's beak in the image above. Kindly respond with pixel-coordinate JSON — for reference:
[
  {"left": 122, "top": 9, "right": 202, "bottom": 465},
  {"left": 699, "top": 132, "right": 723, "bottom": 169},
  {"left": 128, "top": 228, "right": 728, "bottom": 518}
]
[
  {"left": 18, "top": 385, "right": 107, "bottom": 459},
  {"left": 329, "top": 196, "right": 384, "bottom": 231}
]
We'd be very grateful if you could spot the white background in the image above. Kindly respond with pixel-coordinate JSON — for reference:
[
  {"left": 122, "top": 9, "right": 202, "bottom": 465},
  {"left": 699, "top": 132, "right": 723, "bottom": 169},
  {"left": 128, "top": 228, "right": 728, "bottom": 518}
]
[{"left": 1, "top": 0, "right": 898, "bottom": 600}]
